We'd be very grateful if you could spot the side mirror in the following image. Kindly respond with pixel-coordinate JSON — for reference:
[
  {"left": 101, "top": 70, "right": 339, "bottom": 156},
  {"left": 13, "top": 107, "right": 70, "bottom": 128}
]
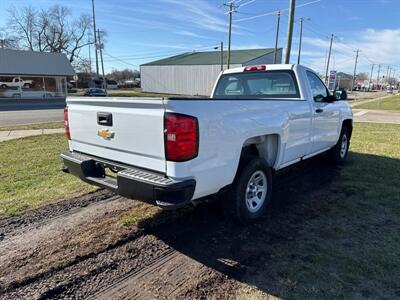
[{"left": 324, "top": 94, "right": 337, "bottom": 103}]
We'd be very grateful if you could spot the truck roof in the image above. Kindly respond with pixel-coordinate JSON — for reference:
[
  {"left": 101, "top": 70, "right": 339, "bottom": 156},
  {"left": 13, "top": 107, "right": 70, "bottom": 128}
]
[{"left": 222, "top": 64, "right": 298, "bottom": 75}]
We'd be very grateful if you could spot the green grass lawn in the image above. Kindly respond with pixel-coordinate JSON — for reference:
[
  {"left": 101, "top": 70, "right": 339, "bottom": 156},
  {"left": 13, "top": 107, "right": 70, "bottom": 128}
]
[
  {"left": 0, "top": 134, "right": 95, "bottom": 216},
  {"left": 354, "top": 94, "right": 400, "bottom": 111},
  {"left": 255, "top": 122, "right": 400, "bottom": 298},
  {"left": 0, "top": 121, "right": 64, "bottom": 131}
]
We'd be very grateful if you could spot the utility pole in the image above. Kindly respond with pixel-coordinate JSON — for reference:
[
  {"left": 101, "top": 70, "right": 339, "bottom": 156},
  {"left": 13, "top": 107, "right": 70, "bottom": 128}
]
[
  {"left": 324, "top": 34, "right": 334, "bottom": 85},
  {"left": 224, "top": 2, "right": 237, "bottom": 69},
  {"left": 376, "top": 64, "right": 381, "bottom": 90},
  {"left": 368, "top": 64, "right": 374, "bottom": 91},
  {"left": 284, "top": 0, "right": 296, "bottom": 64},
  {"left": 220, "top": 41, "right": 224, "bottom": 71},
  {"left": 273, "top": 10, "right": 281, "bottom": 64},
  {"left": 352, "top": 49, "right": 360, "bottom": 90},
  {"left": 385, "top": 66, "right": 390, "bottom": 84},
  {"left": 97, "top": 29, "right": 107, "bottom": 92},
  {"left": 92, "top": 0, "right": 99, "bottom": 78},
  {"left": 88, "top": 35, "right": 92, "bottom": 75},
  {"left": 297, "top": 17, "right": 310, "bottom": 64}
]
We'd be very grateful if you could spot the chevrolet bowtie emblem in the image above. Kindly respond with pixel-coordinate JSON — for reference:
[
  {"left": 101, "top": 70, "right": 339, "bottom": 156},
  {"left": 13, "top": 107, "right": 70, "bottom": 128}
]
[{"left": 97, "top": 129, "right": 114, "bottom": 139}]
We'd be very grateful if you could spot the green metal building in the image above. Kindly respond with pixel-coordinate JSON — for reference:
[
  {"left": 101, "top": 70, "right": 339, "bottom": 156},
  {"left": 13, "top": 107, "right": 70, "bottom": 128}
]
[{"left": 140, "top": 48, "right": 282, "bottom": 96}]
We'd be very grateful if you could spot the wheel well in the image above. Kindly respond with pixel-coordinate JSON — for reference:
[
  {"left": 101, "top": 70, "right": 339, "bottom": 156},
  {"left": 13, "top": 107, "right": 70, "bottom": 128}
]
[
  {"left": 342, "top": 119, "right": 353, "bottom": 139},
  {"left": 240, "top": 134, "right": 279, "bottom": 169}
]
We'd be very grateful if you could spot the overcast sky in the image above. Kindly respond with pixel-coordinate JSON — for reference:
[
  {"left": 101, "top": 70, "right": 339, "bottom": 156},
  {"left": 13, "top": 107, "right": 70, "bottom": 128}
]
[{"left": 1, "top": 0, "right": 399, "bottom": 76}]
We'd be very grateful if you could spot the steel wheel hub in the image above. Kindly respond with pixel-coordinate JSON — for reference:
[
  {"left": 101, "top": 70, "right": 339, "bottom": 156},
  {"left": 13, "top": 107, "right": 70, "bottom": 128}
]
[
  {"left": 340, "top": 134, "right": 348, "bottom": 158},
  {"left": 245, "top": 170, "right": 267, "bottom": 213}
]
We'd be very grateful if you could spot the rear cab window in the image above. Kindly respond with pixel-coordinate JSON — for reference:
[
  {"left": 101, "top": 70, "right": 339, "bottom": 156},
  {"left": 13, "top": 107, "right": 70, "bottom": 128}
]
[{"left": 213, "top": 70, "right": 300, "bottom": 99}]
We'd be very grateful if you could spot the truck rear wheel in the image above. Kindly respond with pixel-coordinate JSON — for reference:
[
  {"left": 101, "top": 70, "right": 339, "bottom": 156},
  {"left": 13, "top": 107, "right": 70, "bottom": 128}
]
[{"left": 227, "top": 157, "right": 272, "bottom": 224}]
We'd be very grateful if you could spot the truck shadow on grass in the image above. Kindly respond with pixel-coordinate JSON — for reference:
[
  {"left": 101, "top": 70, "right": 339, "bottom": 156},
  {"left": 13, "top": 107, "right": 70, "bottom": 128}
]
[{"left": 144, "top": 151, "right": 400, "bottom": 299}]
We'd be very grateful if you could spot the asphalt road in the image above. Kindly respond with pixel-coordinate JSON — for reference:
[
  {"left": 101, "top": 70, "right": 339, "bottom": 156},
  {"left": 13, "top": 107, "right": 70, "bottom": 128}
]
[{"left": 0, "top": 108, "right": 63, "bottom": 127}]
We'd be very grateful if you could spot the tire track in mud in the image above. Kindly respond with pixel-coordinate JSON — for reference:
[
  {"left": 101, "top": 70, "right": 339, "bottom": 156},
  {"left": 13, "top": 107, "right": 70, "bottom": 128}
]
[
  {"left": 0, "top": 195, "right": 122, "bottom": 245},
  {"left": 0, "top": 192, "right": 142, "bottom": 297},
  {"left": 0, "top": 189, "right": 115, "bottom": 240},
  {"left": 88, "top": 250, "right": 179, "bottom": 300}
]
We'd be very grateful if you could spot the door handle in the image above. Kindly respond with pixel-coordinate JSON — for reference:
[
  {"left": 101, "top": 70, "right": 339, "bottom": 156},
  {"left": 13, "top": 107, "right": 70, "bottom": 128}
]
[
  {"left": 315, "top": 108, "right": 324, "bottom": 113},
  {"left": 97, "top": 112, "right": 113, "bottom": 126}
]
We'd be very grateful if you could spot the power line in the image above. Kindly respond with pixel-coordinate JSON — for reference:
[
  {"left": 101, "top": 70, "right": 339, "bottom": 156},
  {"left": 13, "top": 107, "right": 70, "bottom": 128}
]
[
  {"left": 235, "top": 0, "right": 321, "bottom": 23},
  {"left": 102, "top": 44, "right": 221, "bottom": 66},
  {"left": 238, "top": 0, "right": 257, "bottom": 8}
]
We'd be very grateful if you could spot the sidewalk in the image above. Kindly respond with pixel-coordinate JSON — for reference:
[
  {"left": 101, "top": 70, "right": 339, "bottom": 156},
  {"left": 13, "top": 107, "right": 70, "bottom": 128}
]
[
  {"left": 0, "top": 128, "right": 63, "bottom": 142},
  {"left": 351, "top": 92, "right": 399, "bottom": 107},
  {"left": 353, "top": 109, "right": 400, "bottom": 124}
]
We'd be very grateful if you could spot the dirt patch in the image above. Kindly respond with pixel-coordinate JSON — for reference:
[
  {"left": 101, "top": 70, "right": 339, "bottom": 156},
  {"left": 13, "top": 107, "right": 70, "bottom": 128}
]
[
  {"left": 0, "top": 189, "right": 114, "bottom": 239},
  {"left": 1, "top": 152, "right": 399, "bottom": 299}
]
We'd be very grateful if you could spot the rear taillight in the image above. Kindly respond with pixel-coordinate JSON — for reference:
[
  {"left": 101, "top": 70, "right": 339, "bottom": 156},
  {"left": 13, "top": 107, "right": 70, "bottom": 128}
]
[
  {"left": 164, "top": 113, "right": 198, "bottom": 162},
  {"left": 64, "top": 107, "right": 71, "bottom": 140},
  {"left": 244, "top": 65, "right": 266, "bottom": 72}
]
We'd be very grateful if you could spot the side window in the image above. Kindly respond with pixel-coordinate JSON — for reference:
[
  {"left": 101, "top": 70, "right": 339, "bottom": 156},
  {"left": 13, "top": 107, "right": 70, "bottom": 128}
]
[{"left": 306, "top": 71, "right": 328, "bottom": 102}]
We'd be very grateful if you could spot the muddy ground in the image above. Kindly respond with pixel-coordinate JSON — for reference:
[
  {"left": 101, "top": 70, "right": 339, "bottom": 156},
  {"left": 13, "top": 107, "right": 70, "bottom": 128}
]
[{"left": 0, "top": 154, "right": 397, "bottom": 299}]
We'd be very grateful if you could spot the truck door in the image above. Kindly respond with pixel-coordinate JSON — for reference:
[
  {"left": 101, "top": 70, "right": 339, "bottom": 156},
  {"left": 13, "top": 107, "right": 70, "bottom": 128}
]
[{"left": 306, "top": 71, "right": 341, "bottom": 153}]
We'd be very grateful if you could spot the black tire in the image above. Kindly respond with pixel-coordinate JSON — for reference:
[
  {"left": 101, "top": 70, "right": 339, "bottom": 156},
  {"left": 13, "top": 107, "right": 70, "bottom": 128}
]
[
  {"left": 1, "top": 84, "right": 7, "bottom": 89},
  {"left": 23, "top": 83, "right": 31, "bottom": 88},
  {"left": 328, "top": 126, "right": 350, "bottom": 164},
  {"left": 226, "top": 157, "right": 272, "bottom": 224}
]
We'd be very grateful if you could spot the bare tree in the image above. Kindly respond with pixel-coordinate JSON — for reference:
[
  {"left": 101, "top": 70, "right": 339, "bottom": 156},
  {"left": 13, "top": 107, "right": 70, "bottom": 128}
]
[
  {"left": 8, "top": 6, "right": 36, "bottom": 50},
  {"left": 8, "top": 5, "right": 92, "bottom": 63},
  {"left": 0, "top": 27, "right": 19, "bottom": 49},
  {"left": 106, "top": 69, "right": 140, "bottom": 82}
]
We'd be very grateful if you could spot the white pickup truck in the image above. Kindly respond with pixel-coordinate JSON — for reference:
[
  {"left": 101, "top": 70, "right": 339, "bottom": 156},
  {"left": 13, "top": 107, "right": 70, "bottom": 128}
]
[
  {"left": 0, "top": 77, "right": 33, "bottom": 89},
  {"left": 61, "top": 64, "right": 353, "bottom": 223}
]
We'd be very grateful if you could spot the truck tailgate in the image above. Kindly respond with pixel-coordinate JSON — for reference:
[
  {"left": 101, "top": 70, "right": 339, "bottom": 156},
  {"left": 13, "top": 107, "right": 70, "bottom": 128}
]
[{"left": 67, "top": 98, "right": 166, "bottom": 173}]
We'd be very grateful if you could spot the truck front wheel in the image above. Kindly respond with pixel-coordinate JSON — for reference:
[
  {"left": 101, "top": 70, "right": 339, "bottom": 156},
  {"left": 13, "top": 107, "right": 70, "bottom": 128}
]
[
  {"left": 328, "top": 126, "right": 350, "bottom": 164},
  {"left": 228, "top": 157, "right": 272, "bottom": 224}
]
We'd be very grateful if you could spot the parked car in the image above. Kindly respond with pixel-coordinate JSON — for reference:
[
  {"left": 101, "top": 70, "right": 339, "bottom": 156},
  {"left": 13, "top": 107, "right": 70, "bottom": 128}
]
[
  {"left": 386, "top": 86, "right": 394, "bottom": 94},
  {"left": 334, "top": 88, "right": 348, "bottom": 100},
  {"left": 106, "top": 80, "right": 118, "bottom": 89},
  {"left": 3, "top": 90, "right": 55, "bottom": 98},
  {"left": 61, "top": 64, "right": 353, "bottom": 223},
  {"left": 0, "top": 77, "right": 33, "bottom": 89},
  {"left": 84, "top": 88, "right": 107, "bottom": 97}
]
